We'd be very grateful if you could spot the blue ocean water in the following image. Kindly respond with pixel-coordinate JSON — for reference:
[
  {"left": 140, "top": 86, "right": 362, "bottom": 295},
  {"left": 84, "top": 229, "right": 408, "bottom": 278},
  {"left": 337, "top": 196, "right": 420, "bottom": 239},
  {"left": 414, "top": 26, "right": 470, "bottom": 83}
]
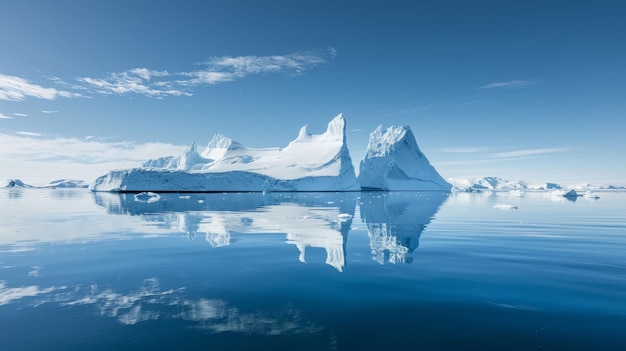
[{"left": 1, "top": 189, "right": 625, "bottom": 350}]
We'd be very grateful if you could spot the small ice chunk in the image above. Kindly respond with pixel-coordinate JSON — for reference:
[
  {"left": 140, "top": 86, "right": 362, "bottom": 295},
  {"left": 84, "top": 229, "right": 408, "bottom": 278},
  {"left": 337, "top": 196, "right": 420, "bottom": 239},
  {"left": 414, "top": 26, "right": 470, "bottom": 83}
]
[
  {"left": 337, "top": 213, "right": 353, "bottom": 221},
  {"left": 493, "top": 204, "right": 519, "bottom": 210},
  {"left": 134, "top": 192, "right": 160, "bottom": 203}
]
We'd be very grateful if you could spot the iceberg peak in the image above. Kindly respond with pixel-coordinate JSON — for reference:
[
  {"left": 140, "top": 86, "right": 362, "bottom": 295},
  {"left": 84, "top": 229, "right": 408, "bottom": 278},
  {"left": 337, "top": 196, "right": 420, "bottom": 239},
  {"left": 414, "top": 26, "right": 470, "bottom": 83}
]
[
  {"left": 295, "top": 125, "right": 312, "bottom": 142},
  {"left": 323, "top": 113, "right": 346, "bottom": 143},
  {"left": 205, "top": 133, "right": 242, "bottom": 151}
]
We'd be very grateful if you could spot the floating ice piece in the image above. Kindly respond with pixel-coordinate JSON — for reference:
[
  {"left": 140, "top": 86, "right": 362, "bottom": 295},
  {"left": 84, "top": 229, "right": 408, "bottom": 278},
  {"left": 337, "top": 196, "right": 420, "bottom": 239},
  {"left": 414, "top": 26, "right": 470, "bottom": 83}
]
[
  {"left": 337, "top": 213, "right": 353, "bottom": 222},
  {"left": 583, "top": 191, "right": 600, "bottom": 199},
  {"left": 563, "top": 189, "right": 580, "bottom": 198},
  {"left": 133, "top": 192, "right": 161, "bottom": 203}
]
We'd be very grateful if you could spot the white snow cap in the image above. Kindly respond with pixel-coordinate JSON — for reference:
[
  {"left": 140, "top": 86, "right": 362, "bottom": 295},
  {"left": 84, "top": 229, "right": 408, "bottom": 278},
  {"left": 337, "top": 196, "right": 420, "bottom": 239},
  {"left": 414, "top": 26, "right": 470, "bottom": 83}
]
[{"left": 92, "top": 113, "right": 359, "bottom": 192}]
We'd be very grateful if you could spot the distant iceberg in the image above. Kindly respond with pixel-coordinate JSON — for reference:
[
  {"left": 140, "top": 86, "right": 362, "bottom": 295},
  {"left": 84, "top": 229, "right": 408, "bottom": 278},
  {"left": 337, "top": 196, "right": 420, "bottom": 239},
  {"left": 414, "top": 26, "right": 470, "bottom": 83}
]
[
  {"left": 2, "top": 179, "right": 32, "bottom": 188},
  {"left": 92, "top": 114, "right": 360, "bottom": 192},
  {"left": 448, "top": 176, "right": 528, "bottom": 192},
  {"left": 42, "top": 179, "right": 89, "bottom": 188}
]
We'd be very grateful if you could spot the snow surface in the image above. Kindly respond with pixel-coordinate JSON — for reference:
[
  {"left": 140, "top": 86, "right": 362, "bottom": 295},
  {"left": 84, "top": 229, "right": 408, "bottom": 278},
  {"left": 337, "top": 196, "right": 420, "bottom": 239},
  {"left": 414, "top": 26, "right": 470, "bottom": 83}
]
[
  {"left": 92, "top": 114, "right": 360, "bottom": 192},
  {"left": 358, "top": 125, "right": 451, "bottom": 191}
]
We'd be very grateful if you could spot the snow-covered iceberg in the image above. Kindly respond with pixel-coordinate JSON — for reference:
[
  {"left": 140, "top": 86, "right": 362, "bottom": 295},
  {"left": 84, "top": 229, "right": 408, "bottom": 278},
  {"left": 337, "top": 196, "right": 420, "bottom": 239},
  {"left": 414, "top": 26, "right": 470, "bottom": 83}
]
[
  {"left": 448, "top": 176, "right": 528, "bottom": 192},
  {"left": 42, "top": 179, "right": 89, "bottom": 188},
  {"left": 91, "top": 114, "right": 360, "bottom": 192},
  {"left": 358, "top": 125, "right": 451, "bottom": 191},
  {"left": 2, "top": 179, "right": 32, "bottom": 188}
]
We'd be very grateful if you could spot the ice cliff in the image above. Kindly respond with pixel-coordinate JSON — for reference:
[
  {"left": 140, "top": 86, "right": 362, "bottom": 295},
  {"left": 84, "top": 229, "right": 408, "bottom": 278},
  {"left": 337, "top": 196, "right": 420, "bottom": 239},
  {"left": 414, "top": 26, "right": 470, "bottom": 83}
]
[{"left": 358, "top": 125, "right": 452, "bottom": 191}]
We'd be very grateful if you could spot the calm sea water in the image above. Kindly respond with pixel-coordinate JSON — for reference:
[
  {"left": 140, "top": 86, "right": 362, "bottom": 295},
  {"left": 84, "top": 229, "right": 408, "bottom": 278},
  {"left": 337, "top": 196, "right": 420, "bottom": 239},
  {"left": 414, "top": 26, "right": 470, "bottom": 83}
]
[{"left": 1, "top": 188, "right": 625, "bottom": 350}]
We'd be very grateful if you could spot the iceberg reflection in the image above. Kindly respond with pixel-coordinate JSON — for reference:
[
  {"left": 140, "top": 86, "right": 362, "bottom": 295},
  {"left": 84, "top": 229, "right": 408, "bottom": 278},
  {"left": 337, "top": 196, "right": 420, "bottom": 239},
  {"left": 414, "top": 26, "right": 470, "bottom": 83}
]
[
  {"left": 359, "top": 191, "right": 449, "bottom": 264},
  {"left": 94, "top": 192, "right": 357, "bottom": 271},
  {"left": 94, "top": 191, "right": 447, "bottom": 270}
]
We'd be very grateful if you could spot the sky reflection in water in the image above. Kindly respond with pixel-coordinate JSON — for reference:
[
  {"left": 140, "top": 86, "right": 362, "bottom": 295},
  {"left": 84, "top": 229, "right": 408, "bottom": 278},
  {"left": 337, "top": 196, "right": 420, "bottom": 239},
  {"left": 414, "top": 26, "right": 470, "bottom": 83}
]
[{"left": 1, "top": 189, "right": 625, "bottom": 350}]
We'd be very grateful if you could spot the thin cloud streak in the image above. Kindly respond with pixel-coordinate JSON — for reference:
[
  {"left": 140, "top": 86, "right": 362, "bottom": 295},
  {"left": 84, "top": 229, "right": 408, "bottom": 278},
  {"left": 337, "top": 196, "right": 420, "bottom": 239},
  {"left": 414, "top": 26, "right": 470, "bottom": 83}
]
[
  {"left": 478, "top": 79, "right": 540, "bottom": 89},
  {"left": 436, "top": 156, "right": 540, "bottom": 166},
  {"left": 16, "top": 131, "right": 41, "bottom": 137},
  {"left": 0, "top": 74, "right": 83, "bottom": 101},
  {"left": 0, "top": 113, "right": 13, "bottom": 119},
  {"left": 490, "top": 147, "right": 572, "bottom": 158}
]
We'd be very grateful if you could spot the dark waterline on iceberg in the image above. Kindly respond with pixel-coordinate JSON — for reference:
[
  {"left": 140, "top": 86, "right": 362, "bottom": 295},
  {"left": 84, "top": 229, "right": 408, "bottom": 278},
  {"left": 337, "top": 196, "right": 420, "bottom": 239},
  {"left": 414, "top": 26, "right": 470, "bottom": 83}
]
[{"left": 1, "top": 189, "right": 625, "bottom": 350}]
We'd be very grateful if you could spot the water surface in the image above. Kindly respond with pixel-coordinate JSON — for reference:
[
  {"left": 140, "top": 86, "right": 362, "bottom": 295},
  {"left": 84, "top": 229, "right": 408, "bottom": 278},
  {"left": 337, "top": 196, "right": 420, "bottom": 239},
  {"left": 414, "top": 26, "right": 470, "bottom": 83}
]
[{"left": 1, "top": 189, "right": 625, "bottom": 350}]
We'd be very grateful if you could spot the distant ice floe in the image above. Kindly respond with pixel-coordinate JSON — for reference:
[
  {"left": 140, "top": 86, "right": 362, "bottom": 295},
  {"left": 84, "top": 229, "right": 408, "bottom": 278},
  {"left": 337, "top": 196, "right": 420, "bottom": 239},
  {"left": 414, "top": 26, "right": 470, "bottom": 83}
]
[
  {"left": 448, "top": 176, "right": 624, "bottom": 194},
  {"left": 582, "top": 191, "right": 600, "bottom": 199},
  {"left": 1, "top": 178, "right": 87, "bottom": 189},
  {"left": 493, "top": 204, "right": 519, "bottom": 210}
]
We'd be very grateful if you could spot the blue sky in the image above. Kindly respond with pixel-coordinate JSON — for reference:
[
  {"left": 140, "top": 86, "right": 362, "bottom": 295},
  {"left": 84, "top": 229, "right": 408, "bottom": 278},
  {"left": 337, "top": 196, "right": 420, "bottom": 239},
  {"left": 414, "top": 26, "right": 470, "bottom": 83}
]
[{"left": 1, "top": 0, "right": 625, "bottom": 185}]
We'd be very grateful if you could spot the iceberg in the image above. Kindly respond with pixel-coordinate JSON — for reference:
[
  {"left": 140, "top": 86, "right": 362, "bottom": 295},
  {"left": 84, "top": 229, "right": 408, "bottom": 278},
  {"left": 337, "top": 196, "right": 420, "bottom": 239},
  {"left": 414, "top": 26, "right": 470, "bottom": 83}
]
[
  {"left": 91, "top": 114, "right": 360, "bottom": 192},
  {"left": 358, "top": 125, "right": 451, "bottom": 191},
  {"left": 42, "top": 179, "right": 89, "bottom": 188},
  {"left": 2, "top": 179, "right": 32, "bottom": 188},
  {"left": 448, "top": 176, "right": 527, "bottom": 192}
]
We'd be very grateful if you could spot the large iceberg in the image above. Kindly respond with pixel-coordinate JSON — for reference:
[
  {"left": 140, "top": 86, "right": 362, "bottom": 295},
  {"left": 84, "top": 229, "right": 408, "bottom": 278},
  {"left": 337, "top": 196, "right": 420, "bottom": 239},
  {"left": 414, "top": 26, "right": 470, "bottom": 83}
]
[
  {"left": 358, "top": 125, "right": 452, "bottom": 191},
  {"left": 91, "top": 114, "right": 360, "bottom": 192}
]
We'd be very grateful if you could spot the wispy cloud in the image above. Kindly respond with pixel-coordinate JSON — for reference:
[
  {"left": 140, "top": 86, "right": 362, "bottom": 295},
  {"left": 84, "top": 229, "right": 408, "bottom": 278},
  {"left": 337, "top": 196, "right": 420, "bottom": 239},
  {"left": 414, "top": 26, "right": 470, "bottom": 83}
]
[
  {"left": 14, "top": 113, "right": 28, "bottom": 117},
  {"left": 76, "top": 69, "right": 188, "bottom": 98},
  {"left": 16, "top": 131, "right": 41, "bottom": 137},
  {"left": 78, "top": 49, "right": 334, "bottom": 98},
  {"left": 41, "top": 110, "right": 57, "bottom": 114},
  {"left": 0, "top": 113, "right": 13, "bottom": 119},
  {"left": 436, "top": 147, "right": 573, "bottom": 166},
  {"left": 478, "top": 79, "right": 540, "bottom": 90},
  {"left": 490, "top": 147, "right": 572, "bottom": 158},
  {"left": 0, "top": 74, "right": 83, "bottom": 101},
  {"left": 0, "top": 133, "right": 187, "bottom": 183}
]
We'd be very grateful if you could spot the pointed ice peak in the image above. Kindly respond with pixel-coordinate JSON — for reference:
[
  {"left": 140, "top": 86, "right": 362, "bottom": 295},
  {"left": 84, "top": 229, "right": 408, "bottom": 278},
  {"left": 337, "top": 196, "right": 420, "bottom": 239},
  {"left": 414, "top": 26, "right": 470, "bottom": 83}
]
[
  {"left": 295, "top": 125, "right": 311, "bottom": 141},
  {"left": 366, "top": 125, "right": 415, "bottom": 157},
  {"left": 177, "top": 142, "right": 207, "bottom": 171},
  {"left": 206, "top": 133, "right": 243, "bottom": 150},
  {"left": 290, "top": 113, "right": 346, "bottom": 143},
  {"left": 324, "top": 113, "right": 346, "bottom": 142}
]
